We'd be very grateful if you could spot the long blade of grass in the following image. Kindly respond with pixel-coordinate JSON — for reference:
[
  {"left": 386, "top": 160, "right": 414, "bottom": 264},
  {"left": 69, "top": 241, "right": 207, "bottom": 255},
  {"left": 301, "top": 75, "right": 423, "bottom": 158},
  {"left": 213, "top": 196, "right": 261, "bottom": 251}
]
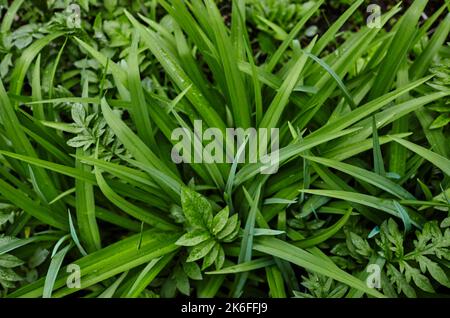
[
  {"left": 389, "top": 136, "right": 450, "bottom": 176},
  {"left": 253, "top": 237, "right": 385, "bottom": 298}
]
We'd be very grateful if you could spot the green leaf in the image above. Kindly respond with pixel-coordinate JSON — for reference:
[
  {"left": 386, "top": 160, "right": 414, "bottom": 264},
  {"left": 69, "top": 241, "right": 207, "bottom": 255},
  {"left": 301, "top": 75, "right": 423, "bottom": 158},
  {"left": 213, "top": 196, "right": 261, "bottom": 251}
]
[
  {"left": 9, "top": 230, "right": 180, "bottom": 297},
  {"left": 176, "top": 230, "right": 211, "bottom": 247},
  {"left": 372, "top": 116, "right": 385, "bottom": 176},
  {"left": 124, "top": 11, "right": 227, "bottom": 132},
  {"left": 217, "top": 214, "right": 240, "bottom": 241},
  {"left": 0, "top": 178, "right": 68, "bottom": 230},
  {"left": 183, "top": 261, "right": 203, "bottom": 280},
  {"left": 127, "top": 31, "right": 156, "bottom": 148},
  {"left": 0, "top": 254, "right": 24, "bottom": 268},
  {"left": 0, "top": 0, "right": 25, "bottom": 33},
  {"left": 0, "top": 268, "right": 23, "bottom": 282},
  {"left": 301, "top": 189, "right": 422, "bottom": 228},
  {"left": 393, "top": 201, "right": 412, "bottom": 233},
  {"left": 430, "top": 114, "right": 450, "bottom": 129},
  {"left": 181, "top": 187, "right": 213, "bottom": 230},
  {"left": 174, "top": 266, "right": 190, "bottom": 296},
  {"left": 253, "top": 237, "right": 385, "bottom": 298},
  {"left": 124, "top": 254, "right": 174, "bottom": 298},
  {"left": 202, "top": 242, "right": 220, "bottom": 270},
  {"left": 43, "top": 244, "right": 73, "bottom": 298},
  {"left": 369, "top": 0, "right": 428, "bottom": 98},
  {"left": 291, "top": 208, "right": 352, "bottom": 249},
  {"left": 98, "top": 271, "right": 128, "bottom": 298},
  {"left": 387, "top": 264, "right": 416, "bottom": 298},
  {"left": 215, "top": 246, "right": 225, "bottom": 270},
  {"left": 419, "top": 256, "right": 450, "bottom": 287},
  {"left": 211, "top": 207, "right": 229, "bottom": 235},
  {"left": 389, "top": 136, "right": 450, "bottom": 176},
  {"left": 232, "top": 186, "right": 261, "bottom": 296},
  {"left": 408, "top": 267, "right": 435, "bottom": 293},
  {"left": 187, "top": 238, "right": 216, "bottom": 262},
  {"left": 100, "top": 98, "right": 181, "bottom": 186},
  {"left": 28, "top": 247, "right": 49, "bottom": 268},
  {"left": 94, "top": 169, "right": 177, "bottom": 231},
  {"left": 68, "top": 211, "right": 88, "bottom": 257},
  {"left": 303, "top": 155, "right": 415, "bottom": 199},
  {"left": 207, "top": 258, "right": 275, "bottom": 275},
  {"left": 259, "top": 40, "right": 314, "bottom": 130},
  {"left": 0, "top": 235, "right": 59, "bottom": 256},
  {"left": 349, "top": 232, "right": 372, "bottom": 257}
]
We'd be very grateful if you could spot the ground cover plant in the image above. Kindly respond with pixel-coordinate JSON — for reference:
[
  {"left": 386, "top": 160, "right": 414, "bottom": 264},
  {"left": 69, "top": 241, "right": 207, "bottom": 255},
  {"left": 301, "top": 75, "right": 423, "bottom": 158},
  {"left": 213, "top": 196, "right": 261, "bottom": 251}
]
[{"left": 0, "top": 0, "right": 449, "bottom": 298}]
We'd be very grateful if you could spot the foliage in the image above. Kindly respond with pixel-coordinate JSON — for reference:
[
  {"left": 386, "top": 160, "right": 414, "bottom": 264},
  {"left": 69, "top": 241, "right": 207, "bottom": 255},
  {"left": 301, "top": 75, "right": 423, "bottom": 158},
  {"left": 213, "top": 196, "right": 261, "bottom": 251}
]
[{"left": 0, "top": 0, "right": 449, "bottom": 299}]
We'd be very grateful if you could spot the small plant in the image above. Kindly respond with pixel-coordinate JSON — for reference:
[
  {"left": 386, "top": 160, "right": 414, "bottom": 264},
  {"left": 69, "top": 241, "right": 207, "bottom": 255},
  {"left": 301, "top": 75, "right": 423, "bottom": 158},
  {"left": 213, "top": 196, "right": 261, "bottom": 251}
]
[{"left": 176, "top": 187, "right": 240, "bottom": 270}]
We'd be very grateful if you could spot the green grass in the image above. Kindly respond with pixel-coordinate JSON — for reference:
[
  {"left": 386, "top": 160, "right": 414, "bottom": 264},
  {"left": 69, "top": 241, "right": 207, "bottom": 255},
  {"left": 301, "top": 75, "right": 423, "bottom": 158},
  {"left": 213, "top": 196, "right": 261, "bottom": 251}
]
[{"left": 0, "top": 0, "right": 449, "bottom": 298}]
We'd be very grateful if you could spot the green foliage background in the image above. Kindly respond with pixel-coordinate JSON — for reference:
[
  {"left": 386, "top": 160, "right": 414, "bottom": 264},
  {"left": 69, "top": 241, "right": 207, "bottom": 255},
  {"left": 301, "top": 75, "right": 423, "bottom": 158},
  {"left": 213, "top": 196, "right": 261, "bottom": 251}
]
[{"left": 0, "top": 0, "right": 449, "bottom": 298}]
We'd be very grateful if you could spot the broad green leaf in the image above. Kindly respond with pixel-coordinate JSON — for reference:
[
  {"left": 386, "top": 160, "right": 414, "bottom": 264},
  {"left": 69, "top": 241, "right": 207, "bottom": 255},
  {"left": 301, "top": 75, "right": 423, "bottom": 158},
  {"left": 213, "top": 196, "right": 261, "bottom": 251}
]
[
  {"left": 211, "top": 207, "right": 229, "bottom": 235},
  {"left": 181, "top": 187, "right": 213, "bottom": 230},
  {"left": 176, "top": 230, "right": 211, "bottom": 247},
  {"left": 187, "top": 238, "right": 216, "bottom": 262}
]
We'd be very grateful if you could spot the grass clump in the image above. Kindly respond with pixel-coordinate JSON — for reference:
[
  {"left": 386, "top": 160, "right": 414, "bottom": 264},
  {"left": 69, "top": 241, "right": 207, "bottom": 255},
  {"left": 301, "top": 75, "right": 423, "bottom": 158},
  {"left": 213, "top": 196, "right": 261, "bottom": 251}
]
[{"left": 0, "top": 0, "right": 449, "bottom": 298}]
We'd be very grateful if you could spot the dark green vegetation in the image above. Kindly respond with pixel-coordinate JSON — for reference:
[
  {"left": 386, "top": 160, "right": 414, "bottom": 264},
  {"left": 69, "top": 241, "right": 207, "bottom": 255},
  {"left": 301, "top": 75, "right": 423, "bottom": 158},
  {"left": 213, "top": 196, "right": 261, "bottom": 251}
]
[{"left": 0, "top": 0, "right": 449, "bottom": 298}]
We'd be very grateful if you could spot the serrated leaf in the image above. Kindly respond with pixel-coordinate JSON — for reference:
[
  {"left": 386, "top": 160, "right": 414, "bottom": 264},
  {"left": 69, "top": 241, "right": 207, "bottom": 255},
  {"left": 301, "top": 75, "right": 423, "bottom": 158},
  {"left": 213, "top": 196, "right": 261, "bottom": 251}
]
[
  {"left": 349, "top": 232, "right": 372, "bottom": 257},
  {"left": 67, "top": 134, "right": 95, "bottom": 148},
  {"left": 412, "top": 271, "right": 435, "bottom": 293},
  {"left": 387, "top": 264, "right": 416, "bottom": 298},
  {"left": 71, "top": 103, "right": 86, "bottom": 126},
  {"left": 421, "top": 256, "right": 450, "bottom": 287}
]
